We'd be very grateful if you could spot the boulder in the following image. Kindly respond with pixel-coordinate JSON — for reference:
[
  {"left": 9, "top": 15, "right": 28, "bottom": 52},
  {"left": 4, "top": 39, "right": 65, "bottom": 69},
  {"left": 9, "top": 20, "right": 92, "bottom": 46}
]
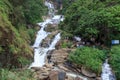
[
  {"left": 55, "top": 40, "right": 61, "bottom": 49},
  {"left": 58, "top": 64, "right": 69, "bottom": 71},
  {"left": 58, "top": 71, "right": 66, "bottom": 80},
  {"left": 96, "top": 77, "right": 101, "bottom": 80},
  {"left": 44, "top": 63, "right": 53, "bottom": 69},
  {"left": 45, "top": 24, "right": 58, "bottom": 32},
  {"left": 81, "top": 67, "right": 96, "bottom": 78},
  {"left": 41, "top": 31, "right": 59, "bottom": 47},
  {"left": 31, "top": 67, "right": 41, "bottom": 72},
  {"left": 49, "top": 70, "right": 59, "bottom": 80},
  {"left": 51, "top": 48, "right": 70, "bottom": 64}
]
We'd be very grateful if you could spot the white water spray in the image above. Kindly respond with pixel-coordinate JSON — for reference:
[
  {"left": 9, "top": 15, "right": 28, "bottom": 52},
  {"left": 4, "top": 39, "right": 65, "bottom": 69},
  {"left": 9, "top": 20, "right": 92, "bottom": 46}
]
[
  {"left": 101, "top": 59, "right": 116, "bottom": 80},
  {"left": 29, "top": 1, "right": 63, "bottom": 68}
]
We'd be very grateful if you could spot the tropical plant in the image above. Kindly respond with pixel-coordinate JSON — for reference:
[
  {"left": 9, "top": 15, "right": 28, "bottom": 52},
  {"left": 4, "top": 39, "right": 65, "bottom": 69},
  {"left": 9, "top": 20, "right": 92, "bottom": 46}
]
[
  {"left": 68, "top": 47, "right": 105, "bottom": 74},
  {"left": 110, "top": 45, "right": 120, "bottom": 79}
]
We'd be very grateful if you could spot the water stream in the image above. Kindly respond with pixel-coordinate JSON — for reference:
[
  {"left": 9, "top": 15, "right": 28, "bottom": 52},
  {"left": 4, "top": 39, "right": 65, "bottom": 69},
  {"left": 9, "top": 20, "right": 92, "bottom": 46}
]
[
  {"left": 101, "top": 59, "right": 116, "bottom": 80},
  {"left": 29, "top": 1, "right": 63, "bottom": 68}
]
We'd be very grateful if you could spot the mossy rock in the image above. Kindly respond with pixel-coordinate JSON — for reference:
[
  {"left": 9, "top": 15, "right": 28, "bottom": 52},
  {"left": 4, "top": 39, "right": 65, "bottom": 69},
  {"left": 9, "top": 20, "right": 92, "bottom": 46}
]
[{"left": 45, "top": 24, "right": 58, "bottom": 32}]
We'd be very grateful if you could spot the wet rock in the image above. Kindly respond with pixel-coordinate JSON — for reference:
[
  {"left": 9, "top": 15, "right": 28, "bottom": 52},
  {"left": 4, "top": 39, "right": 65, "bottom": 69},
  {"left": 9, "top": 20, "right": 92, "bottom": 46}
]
[
  {"left": 81, "top": 67, "right": 96, "bottom": 78},
  {"left": 55, "top": 40, "right": 61, "bottom": 49},
  {"left": 49, "top": 70, "right": 59, "bottom": 80},
  {"left": 41, "top": 31, "right": 59, "bottom": 47},
  {"left": 44, "top": 63, "right": 53, "bottom": 69},
  {"left": 75, "top": 77, "right": 83, "bottom": 80},
  {"left": 58, "top": 64, "right": 69, "bottom": 71},
  {"left": 58, "top": 71, "right": 66, "bottom": 80},
  {"left": 47, "top": 50, "right": 54, "bottom": 54},
  {"left": 33, "top": 67, "right": 50, "bottom": 80},
  {"left": 31, "top": 67, "right": 41, "bottom": 72},
  {"left": 96, "top": 77, "right": 101, "bottom": 80},
  {"left": 45, "top": 24, "right": 58, "bottom": 32},
  {"left": 48, "top": 70, "right": 67, "bottom": 80},
  {"left": 67, "top": 76, "right": 74, "bottom": 80}
]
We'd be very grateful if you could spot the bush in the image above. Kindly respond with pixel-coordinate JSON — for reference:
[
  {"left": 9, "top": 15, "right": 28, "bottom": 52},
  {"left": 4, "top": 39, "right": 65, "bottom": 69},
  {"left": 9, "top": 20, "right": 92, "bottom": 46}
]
[
  {"left": 68, "top": 47, "right": 105, "bottom": 74},
  {"left": 61, "top": 40, "right": 73, "bottom": 48},
  {"left": 27, "top": 28, "right": 36, "bottom": 45},
  {"left": 110, "top": 45, "right": 120, "bottom": 79},
  {"left": 0, "top": 69, "right": 35, "bottom": 80}
]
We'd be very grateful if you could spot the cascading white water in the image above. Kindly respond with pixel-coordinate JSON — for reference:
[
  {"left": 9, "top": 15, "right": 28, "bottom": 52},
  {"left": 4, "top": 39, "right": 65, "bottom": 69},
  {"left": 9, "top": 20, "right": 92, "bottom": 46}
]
[
  {"left": 32, "top": 25, "right": 49, "bottom": 48},
  {"left": 101, "top": 59, "right": 116, "bottom": 80},
  {"left": 29, "top": 1, "right": 63, "bottom": 68},
  {"left": 48, "top": 33, "right": 61, "bottom": 50},
  {"left": 30, "top": 33, "right": 61, "bottom": 68},
  {"left": 45, "top": 1, "right": 55, "bottom": 18}
]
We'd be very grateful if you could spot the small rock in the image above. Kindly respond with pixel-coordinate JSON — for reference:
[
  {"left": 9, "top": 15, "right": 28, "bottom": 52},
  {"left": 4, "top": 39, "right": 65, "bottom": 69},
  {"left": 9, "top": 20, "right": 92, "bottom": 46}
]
[
  {"left": 31, "top": 67, "right": 41, "bottom": 72},
  {"left": 96, "top": 77, "right": 101, "bottom": 80},
  {"left": 58, "top": 71, "right": 66, "bottom": 80},
  {"left": 44, "top": 63, "right": 53, "bottom": 68},
  {"left": 58, "top": 64, "right": 69, "bottom": 71},
  {"left": 75, "top": 77, "right": 83, "bottom": 80},
  {"left": 67, "top": 76, "right": 74, "bottom": 80},
  {"left": 49, "top": 70, "right": 59, "bottom": 80}
]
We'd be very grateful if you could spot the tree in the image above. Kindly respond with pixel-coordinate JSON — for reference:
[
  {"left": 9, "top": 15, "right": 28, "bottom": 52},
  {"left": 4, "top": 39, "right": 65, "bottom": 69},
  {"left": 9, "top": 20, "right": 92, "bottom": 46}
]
[{"left": 59, "top": 0, "right": 120, "bottom": 46}]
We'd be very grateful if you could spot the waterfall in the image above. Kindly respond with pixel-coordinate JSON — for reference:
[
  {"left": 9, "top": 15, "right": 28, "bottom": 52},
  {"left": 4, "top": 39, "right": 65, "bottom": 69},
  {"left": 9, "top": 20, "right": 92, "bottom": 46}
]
[
  {"left": 101, "top": 59, "right": 116, "bottom": 80},
  {"left": 29, "top": 1, "right": 63, "bottom": 68},
  {"left": 48, "top": 33, "right": 61, "bottom": 50},
  {"left": 45, "top": 1, "right": 55, "bottom": 18}
]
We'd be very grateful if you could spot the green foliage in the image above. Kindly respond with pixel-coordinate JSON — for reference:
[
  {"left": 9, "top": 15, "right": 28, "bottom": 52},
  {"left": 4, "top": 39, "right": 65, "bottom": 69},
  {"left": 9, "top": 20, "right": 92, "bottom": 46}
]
[
  {"left": 110, "top": 45, "right": 120, "bottom": 79},
  {"left": 9, "top": 45, "right": 20, "bottom": 54},
  {"left": 0, "top": 0, "right": 33, "bottom": 68},
  {"left": 61, "top": 40, "right": 73, "bottom": 48},
  {"left": 27, "top": 28, "right": 36, "bottom": 45},
  {"left": 60, "top": 0, "right": 74, "bottom": 14},
  {"left": 68, "top": 47, "right": 105, "bottom": 74},
  {"left": 23, "top": 0, "right": 47, "bottom": 24},
  {"left": 61, "top": 41, "right": 67, "bottom": 48},
  {"left": 61, "top": 31, "right": 73, "bottom": 39},
  {"left": 18, "top": 57, "right": 31, "bottom": 66},
  {"left": 8, "top": 0, "right": 47, "bottom": 25},
  {"left": 0, "top": 69, "right": 35, "bottom": 80},
  {"left": 59, "top": 0, "right": 120, "bottom": 46}
]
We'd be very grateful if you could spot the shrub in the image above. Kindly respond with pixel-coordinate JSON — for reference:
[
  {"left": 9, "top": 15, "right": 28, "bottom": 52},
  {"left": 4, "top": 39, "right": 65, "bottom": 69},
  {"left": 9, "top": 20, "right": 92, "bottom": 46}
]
[
  {"left": 61, "top": 40, "right": 73, "bottom": 48},
  {"left": 0, "top": 69, "right": 35, "bottom": 80},
  {"left": 68, "top": 47, "right": 105, "bottom": 74},
  {"left": 110, "top": 45, "right": 120, "bottom": 79},
  {"left": 27, "top": 28, "right": 36, "bottom": 45}
]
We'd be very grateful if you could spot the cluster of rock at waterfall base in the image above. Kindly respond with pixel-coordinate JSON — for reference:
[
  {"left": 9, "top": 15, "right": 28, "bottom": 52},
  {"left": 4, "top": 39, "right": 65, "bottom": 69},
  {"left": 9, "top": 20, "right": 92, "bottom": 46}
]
[{"left": 31, "top": 48, "right": 102, "bottom": 80}]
